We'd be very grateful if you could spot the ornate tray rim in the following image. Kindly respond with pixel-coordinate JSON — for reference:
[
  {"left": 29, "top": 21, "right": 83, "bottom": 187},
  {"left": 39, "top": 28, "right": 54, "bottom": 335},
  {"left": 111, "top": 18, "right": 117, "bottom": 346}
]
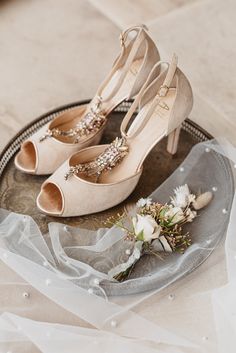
[{"left": 2, "top": 100, "right": 230, "bottom": 297}]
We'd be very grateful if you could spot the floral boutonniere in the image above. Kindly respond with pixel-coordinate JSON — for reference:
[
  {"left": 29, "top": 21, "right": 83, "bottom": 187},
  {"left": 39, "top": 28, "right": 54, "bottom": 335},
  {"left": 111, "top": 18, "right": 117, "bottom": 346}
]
[{"left": 106, "top": 184, "right": 213, "bottom": 282}]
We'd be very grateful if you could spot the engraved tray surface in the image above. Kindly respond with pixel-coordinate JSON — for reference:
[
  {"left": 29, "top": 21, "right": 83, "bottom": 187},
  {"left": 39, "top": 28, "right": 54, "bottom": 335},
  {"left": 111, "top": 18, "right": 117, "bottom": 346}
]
[{"left": 0, "top": 100, "right": 232, "bottom": 296}]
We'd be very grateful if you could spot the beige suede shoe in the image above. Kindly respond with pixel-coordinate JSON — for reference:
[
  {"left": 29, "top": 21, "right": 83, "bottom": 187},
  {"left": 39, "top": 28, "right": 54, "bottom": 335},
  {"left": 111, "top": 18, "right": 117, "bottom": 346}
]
[
  {"left": 14, "top": 24, "right": 160, "bottom": 175},
  {"left": 37, "top": 54, "right": 193, "bottom": 216}
]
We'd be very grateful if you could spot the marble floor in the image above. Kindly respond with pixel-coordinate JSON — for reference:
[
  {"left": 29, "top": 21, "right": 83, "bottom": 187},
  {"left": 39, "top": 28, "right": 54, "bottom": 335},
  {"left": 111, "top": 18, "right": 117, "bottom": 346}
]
[{"left": 0, "top": 0, "right": 235, "bottom": 152}]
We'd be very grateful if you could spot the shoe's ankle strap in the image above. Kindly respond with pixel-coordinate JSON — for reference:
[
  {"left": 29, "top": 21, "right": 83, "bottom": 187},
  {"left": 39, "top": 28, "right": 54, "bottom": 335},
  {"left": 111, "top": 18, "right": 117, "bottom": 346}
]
[
  {"left": 159, "top": 53, "right": 178, "bottom": 96},
  {"left": 96, "top": 24, "right": 159, "bottom": 104},
  {"left": 121, "top": 54, "right": 178, "bottom": 139},
  {"left": 119, "top": 24, "right": 148, "bottom": 48}
]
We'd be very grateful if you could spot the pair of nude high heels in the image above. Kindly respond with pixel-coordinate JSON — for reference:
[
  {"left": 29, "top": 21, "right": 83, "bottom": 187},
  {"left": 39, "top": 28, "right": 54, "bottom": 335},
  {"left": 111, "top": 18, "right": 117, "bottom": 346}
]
[{"left": 15, "top": 24, "right": 193, "bottom": 217}]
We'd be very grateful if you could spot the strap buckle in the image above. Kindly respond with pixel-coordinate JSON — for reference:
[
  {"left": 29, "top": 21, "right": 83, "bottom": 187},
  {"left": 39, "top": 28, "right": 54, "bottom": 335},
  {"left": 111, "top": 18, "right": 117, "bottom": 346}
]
[
  {"left": 158, "top": 84, "right": 169, "bottom": 97},
  {"left": 119, "top": 33, "right": 125, "bottom": 47},
  {"left": 119, "top": 24, "right": 148, "bottom": 48}
]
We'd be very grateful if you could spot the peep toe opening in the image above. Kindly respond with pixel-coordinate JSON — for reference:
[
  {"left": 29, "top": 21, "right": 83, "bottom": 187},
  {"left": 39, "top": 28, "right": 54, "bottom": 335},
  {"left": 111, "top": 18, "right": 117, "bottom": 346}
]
[
  {"left": 15, "top": 141, "right": 37, "bottom": 173},
  {"left": 37, "top": 182, "right": 64, "bottom": 215}
]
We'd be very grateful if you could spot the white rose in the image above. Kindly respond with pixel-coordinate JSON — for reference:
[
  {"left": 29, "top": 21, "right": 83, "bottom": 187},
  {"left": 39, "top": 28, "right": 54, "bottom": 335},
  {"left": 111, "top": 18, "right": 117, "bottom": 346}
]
[
  {"left": 164, "top": 206, "right": 185, "bottom": 225},
  {"left": 132, "top": 214, "right": 161, "bottom": 242}
]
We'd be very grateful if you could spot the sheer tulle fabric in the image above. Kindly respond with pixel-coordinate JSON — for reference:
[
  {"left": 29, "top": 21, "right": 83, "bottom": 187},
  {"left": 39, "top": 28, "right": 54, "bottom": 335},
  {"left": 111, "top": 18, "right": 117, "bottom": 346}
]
[{"left": 0, "top": 139, "right": 236, "bottom": 353}]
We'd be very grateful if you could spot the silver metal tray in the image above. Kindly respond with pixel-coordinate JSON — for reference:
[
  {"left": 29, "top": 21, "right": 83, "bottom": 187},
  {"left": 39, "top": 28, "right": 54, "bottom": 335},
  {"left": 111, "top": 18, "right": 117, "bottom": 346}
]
[{"left": 0, "top": 100, "right": 233, "bottom": 295}]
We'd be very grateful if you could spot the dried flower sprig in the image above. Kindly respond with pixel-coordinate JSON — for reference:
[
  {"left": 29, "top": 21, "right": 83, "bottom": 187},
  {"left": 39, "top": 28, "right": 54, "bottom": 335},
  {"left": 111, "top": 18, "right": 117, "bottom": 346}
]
[{"left": 106, "top": 184, "right": 213, "bottom": 282}]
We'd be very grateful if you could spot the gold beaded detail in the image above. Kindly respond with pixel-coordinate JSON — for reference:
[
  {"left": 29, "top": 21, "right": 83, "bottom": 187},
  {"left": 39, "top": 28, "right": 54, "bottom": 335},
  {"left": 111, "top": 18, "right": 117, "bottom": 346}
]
[
  {"left": 64, "top": 137, "right": 129, "bottom": 182},
  {"left": 39, "top": 96, "right": 106, "bottom": 143}
]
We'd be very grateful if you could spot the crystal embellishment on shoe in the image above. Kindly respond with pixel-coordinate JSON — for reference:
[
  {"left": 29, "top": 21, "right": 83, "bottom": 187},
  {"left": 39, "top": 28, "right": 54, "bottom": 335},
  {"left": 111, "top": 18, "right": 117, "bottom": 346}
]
[
  {"left": 39, "top": 96, "right": 106, "bottom": 143},
  {"left": 64, "top": 137, "right": 129, "bottom": 182}
]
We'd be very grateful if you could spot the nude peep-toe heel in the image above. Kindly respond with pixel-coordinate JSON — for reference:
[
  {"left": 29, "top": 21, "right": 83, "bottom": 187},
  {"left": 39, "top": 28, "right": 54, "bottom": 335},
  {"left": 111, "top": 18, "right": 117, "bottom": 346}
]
[
  {"left": 37, "top": 54, "right": 193, "bottom": 216},
  {"left": 14, "top": 24, "right": 160, "bottom": 175}
]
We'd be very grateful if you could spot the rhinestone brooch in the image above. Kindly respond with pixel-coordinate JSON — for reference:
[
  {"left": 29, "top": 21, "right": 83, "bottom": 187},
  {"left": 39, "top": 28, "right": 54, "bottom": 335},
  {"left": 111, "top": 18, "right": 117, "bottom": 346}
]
[
  {"left": 39, "top": 97, "right": 106, "bottom": 143},
  {"left": 64, "top": 137, "right": 129, "bottom": 182}
]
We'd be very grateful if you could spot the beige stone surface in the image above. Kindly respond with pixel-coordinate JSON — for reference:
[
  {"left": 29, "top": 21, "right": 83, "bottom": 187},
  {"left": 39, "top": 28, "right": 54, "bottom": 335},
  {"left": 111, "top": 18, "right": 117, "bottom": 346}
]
[
  {"left": 0, "top": 0, "right": 119, "bottom": 151},
  {"left": 149, "top": 0, "right": 236, "bottom": 143},
  {"left": 1, "top": 0, "right": 235, "bottom": 150},
  {"left": 89, "top": 0, "right": 197, "bottom": 28}
]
